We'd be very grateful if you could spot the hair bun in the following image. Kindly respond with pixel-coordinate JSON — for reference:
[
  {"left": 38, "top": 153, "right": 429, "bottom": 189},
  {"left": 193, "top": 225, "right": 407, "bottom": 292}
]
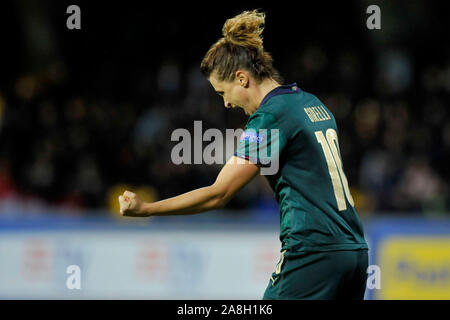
[{"left": 222, "top": 9, "right": 265, "bottom": 49}]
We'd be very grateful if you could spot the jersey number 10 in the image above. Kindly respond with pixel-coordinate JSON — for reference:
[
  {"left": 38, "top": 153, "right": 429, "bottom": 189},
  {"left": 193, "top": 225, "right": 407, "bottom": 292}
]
[{"left": 315, "top": 129, "right": 355, "bottom": 211}]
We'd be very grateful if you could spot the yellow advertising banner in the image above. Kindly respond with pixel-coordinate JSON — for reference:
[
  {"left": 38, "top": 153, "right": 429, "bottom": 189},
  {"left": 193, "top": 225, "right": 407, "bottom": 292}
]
[{"left": 377, "top": 237, "right": 450, "bottom": 299}]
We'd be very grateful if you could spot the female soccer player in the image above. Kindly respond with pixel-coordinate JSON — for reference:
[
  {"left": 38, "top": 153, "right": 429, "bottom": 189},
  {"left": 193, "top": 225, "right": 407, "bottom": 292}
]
[{"left": 119, "top": 9, "right": 369, "bottom": 300}]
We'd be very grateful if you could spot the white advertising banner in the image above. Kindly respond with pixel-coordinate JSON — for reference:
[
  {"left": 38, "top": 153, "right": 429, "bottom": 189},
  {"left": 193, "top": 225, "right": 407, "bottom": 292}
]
[{"left": 0, "top": 225, "right": 281, "bottom": 299}]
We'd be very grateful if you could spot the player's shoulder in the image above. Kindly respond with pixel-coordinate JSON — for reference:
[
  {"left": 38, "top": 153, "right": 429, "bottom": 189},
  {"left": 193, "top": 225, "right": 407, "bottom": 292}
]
[{"left": 259, "top": 86, "right": 326, "bottom": 121}]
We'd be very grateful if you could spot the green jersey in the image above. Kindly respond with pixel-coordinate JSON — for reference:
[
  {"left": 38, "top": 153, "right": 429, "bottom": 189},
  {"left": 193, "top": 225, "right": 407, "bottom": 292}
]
[{"left": 235, "top": 83, "right": 368, "bottom": 253}]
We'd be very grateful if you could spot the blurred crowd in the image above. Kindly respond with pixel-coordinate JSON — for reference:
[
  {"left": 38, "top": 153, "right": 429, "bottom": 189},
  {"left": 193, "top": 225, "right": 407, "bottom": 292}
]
[{"left": 0, "top": 1, "right": 449, "bottom": 217}]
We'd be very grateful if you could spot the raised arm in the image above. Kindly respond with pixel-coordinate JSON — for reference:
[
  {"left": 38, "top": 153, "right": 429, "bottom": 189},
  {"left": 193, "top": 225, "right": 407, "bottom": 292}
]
[{"left": 118, "top": 156, "right": 260, "bottom": 217}]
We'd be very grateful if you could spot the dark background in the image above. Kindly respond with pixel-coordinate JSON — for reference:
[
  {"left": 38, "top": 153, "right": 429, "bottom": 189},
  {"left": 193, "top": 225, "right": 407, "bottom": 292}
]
[{"left": 0, "top": 0, "right": 449, "bottom": 218}]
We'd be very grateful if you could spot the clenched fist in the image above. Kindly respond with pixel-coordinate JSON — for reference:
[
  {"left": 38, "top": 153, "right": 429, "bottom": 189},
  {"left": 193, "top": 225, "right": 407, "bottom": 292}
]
[{"left": 118, "top": 190, "right": 144, "bottom": 216}]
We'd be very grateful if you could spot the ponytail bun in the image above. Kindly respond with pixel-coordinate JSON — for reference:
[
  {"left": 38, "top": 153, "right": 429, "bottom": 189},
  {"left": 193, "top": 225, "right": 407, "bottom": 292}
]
[
  {"left": 201, "top": 9, "right": 282, "bottom": 84},
  {"left": 222, "top": 10, "right": 265, "bottom": 50}
]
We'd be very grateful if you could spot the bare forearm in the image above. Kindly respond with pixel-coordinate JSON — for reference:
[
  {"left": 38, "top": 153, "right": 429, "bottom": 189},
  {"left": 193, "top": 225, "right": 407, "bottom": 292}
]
[
  {"left": 140, "top": 185, "right": 223, "bottom": 216},
  {"left": 119, "top": 156, "right": 259, "bottom": 218}
]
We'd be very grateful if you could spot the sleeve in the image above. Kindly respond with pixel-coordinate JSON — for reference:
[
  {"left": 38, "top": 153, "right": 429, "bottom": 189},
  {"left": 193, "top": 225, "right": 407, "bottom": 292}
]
[{"left": 234, "top": 112, "right": 287, "bottom": 168}]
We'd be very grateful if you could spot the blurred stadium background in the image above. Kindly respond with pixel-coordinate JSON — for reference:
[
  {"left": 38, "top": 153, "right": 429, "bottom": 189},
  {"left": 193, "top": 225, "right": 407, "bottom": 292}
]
[{"left": 0, "top": 0, "right": 449, "bottom": 299}]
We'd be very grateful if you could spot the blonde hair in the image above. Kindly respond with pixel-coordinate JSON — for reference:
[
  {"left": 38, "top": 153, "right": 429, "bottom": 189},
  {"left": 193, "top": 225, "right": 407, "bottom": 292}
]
[{"left": 200, "top": 9, "right": 282, "bottom": 83}]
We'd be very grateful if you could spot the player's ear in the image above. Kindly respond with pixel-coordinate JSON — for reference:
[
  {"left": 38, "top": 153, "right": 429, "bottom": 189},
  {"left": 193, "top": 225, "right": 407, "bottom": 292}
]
[{"left": 235, "top": 70, "right": 249, "bottom": 88}]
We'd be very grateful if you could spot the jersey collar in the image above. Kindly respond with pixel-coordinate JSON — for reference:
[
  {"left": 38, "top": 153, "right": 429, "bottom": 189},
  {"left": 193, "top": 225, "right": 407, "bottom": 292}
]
[{"left": 259, "top": 82, "right": 300, "bottom": 107}]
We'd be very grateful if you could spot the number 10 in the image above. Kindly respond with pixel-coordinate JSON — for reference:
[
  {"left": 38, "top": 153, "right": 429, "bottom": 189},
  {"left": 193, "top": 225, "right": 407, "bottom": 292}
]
[{"left": 315, "top": 129, "right": 354, "bottom": 211}]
